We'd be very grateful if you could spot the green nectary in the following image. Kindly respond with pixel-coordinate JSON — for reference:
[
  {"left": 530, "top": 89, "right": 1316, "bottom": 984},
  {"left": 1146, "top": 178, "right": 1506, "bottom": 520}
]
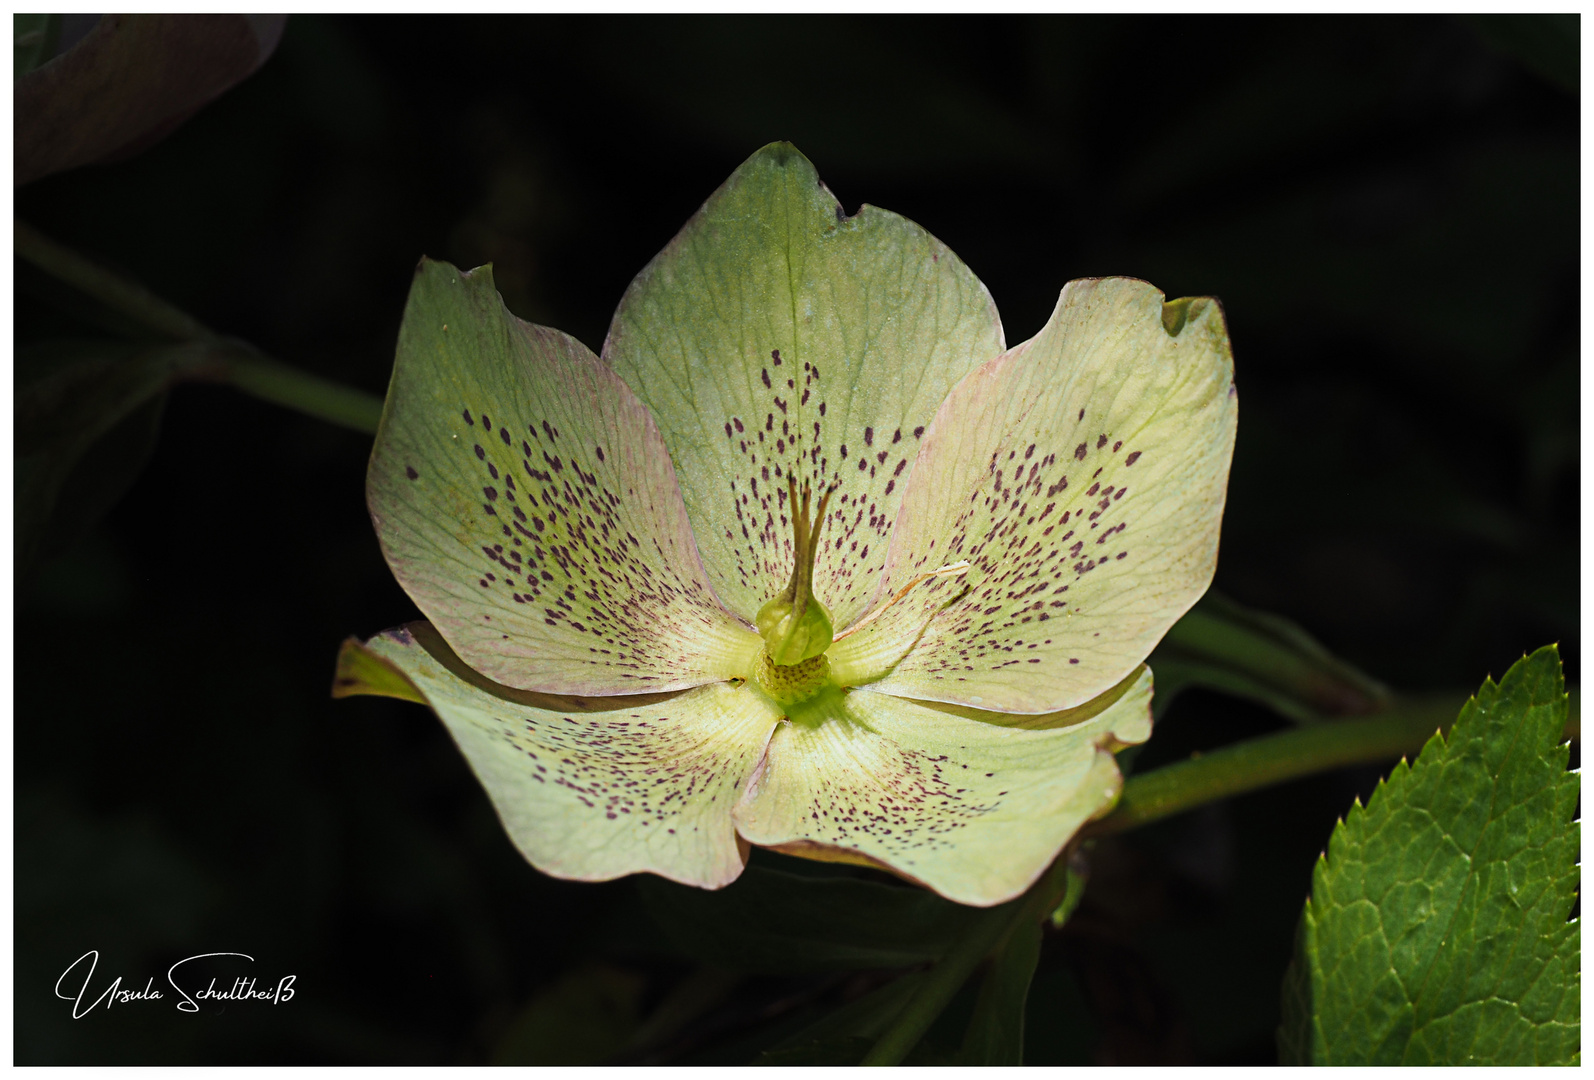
[{"left": 752, "top": 648, "right": 833, "bottom": 709}]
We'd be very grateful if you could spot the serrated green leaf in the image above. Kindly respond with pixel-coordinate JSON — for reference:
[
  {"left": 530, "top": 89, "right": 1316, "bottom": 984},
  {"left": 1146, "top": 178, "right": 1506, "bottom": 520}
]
[
  {"left": 639, "top": 864, "right": 975, "bottom": 974},
  {"left": 1280, "top": 645, "right": 1580, "bottom": 1065}
]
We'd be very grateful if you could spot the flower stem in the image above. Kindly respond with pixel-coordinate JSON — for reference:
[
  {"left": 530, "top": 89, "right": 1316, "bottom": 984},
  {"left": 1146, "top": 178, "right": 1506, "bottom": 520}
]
[
  {"left": 15, "top": 219, "right": 213, "bottom": 340},
  {"left": 197, "top": 343, "right": 384, "bottom": 435},
  {"left": 1090, "top": 692, "right": 1488, "bottom": 836},
  {"left": 15, "top": 218, "right": 384, "bottom": 435}
]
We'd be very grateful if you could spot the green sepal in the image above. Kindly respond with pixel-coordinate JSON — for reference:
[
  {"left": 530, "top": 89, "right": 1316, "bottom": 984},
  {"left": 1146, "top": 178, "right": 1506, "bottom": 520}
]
[
  {"left": 367, "top": 258, "right": 761, "bottom": 696},
  {"left": 336, "top": 622, "right": 777, "bottom": 890}
]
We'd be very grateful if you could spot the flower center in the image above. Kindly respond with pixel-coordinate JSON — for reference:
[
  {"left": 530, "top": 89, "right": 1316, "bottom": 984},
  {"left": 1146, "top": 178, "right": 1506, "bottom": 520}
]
[{"left": 754, "top": 478, "right": 836, "bottom": 667}]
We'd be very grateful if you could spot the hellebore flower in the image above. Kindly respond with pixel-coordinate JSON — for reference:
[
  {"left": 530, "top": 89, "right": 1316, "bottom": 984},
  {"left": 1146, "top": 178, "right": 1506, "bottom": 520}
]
[{"left": 336, "top": 143, "right": 1237, "bottom": 907}]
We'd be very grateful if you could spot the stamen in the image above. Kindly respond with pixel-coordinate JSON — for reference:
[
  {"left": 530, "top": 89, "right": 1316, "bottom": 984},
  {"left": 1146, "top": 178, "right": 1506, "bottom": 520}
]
[{"left": 832, "top": 560, "right": 972, "bottom": 643}]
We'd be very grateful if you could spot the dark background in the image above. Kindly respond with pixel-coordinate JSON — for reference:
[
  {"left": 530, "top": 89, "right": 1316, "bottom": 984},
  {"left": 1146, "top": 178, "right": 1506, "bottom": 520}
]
[{"left": 15, "top": 15, "right": 1578, "bottom": 1064}]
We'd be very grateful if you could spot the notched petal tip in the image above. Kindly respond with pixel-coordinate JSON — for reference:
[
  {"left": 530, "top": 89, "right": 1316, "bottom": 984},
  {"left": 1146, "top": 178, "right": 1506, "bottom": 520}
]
[
  {"left": 413, "top": 255, "right": 494, "bottom": 292},
  {"left": 1161, "top": 295, "right": 1203, "bottom": 336},
  {"left": 856, "top": 273, "right": 1236, "bottom": 715},
  {"left": 756, "top": 139, "right": 807, "bottom": 167}
]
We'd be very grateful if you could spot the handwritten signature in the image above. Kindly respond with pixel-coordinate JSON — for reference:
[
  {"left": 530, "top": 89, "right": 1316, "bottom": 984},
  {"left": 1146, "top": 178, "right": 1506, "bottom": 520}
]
[{"left": 55, "top": 951, "right": 297, "bottom": 1018}]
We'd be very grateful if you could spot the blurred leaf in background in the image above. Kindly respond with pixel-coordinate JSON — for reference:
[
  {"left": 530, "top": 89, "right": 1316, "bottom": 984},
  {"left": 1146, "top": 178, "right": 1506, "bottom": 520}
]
[
  {"left": 15, "top": 340, "right": 187, "bottom": 570},
  {"left": 15, "top": 13, "right": 286, "bottom": 186},
  {"left": 640, "top": 865, "right": 977, "bottom": 975},
  {"left": 1148, "top": 591, "right": 1391, "bottom": 724},
  {"left": 14, "top": 13, "right": 61, "bottom": 78},
  {"left": 490, "top": 965, "right": 646, "bottom": 1065},
  {"left": 1464, "top": 14, "right": 1578, "bottom": 92}
]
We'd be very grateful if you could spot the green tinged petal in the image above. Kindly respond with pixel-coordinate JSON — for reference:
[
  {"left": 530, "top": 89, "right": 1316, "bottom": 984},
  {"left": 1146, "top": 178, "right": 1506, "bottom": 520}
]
[
  {"left": 732, "top": 666, "right": 1153, "bottom": 907},
  {"left": 603, "top": 141, "right": 1004, "bottom": 628},
  {"left": 830, "top": 278, "right": 1236, "bottom": 713},
  {"left": 342, "top": 622, "right": 782, "bottom": 889},
  {"left": 368, "top": 259, "right": 761, "bottom": 696}
]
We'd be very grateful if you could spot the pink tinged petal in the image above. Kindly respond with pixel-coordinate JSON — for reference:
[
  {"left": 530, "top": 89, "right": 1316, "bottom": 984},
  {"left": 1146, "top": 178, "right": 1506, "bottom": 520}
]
[
  {"left": 830, "top": 278, "right": 1237, "bottom": 713},
  {"left": 368, "top": 260, "right": 761, "bottom": 696},
  {"left": 346, "top": 623, "right": 782, "bottom": 889},
  {"left": 602, "top": 142, "right": 1004, "bottom": 630},
  {"left": 732, "top": 667, "right": 1154, "bottom": 907}
]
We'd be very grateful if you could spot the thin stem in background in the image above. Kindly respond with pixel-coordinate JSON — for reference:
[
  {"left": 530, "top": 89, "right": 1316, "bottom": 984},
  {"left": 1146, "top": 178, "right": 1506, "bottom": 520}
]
[
  {"left": 204, "top": 344, "right": 384, "bottom": 435},
  {"left": 16, "top": 219, "right": 384, "bottom": 435}
]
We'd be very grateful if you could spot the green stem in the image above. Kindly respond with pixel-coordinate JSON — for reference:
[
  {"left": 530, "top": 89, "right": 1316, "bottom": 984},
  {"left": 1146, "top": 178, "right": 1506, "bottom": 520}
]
[
  {"left": 861, "top": 859, "right": 1069, "bottom": 1066},
  {"left": 1090, "top": 694, "right": 1466, "bottom": 836},
  {"left": 16, "top": 219, "right": 384, "bottom": 435},
  {"left": 201, "top": 344, "right": 384, "bottom": 434},
  {"left": 16, "top": 219, "right": 215, "bottom": 341}
]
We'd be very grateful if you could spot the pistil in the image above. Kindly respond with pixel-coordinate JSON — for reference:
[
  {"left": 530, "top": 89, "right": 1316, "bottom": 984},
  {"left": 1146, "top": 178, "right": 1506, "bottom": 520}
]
[{"left": 755, "top": 478, "right": 836, "bottom": 667}]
